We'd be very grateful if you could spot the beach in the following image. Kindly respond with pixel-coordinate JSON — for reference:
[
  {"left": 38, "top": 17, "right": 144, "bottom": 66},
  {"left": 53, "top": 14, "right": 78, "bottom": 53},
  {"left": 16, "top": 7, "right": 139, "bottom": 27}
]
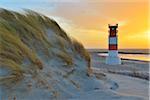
[
  {"left": 89, "top": 51, "right": 149, "bottom": 100},
  {"left": 90, "top": 51, "right": 149, "bottom": 73}
]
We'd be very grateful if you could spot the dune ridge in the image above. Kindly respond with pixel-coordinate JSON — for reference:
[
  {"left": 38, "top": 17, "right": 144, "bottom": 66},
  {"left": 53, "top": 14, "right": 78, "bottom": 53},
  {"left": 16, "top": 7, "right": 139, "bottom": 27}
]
[{"left": 0, "top": 9, "right": 92, "bottom": 99}]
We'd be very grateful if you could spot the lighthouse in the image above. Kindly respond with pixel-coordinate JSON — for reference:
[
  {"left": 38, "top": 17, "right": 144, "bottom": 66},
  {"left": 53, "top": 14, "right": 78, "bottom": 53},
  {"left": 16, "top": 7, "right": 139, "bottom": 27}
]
[{"left": 106, "top": 24, "right": 121, "bottom": 65}]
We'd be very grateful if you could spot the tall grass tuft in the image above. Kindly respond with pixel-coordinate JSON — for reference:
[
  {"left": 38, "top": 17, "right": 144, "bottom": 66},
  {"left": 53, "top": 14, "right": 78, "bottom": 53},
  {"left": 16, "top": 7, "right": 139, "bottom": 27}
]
[
  {"left": 72, "top": 39, "right": 91, "bottom": 66},
  {"left": 0, "top": 8, "right": 91, "bottom": 86},
  {"left": 71, "top": 39, "right": 92, "bottom": 76}
]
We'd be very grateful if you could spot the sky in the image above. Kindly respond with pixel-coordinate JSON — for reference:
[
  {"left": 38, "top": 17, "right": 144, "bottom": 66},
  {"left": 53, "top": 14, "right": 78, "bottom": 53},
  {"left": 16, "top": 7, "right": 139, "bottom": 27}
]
[{"left": 0, "top": 0, "right": 149, "bottom": 49}]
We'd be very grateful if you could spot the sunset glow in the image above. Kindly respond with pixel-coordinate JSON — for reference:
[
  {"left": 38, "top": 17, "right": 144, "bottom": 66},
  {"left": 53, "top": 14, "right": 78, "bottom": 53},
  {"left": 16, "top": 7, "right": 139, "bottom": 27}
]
[{"left": 0, "top": 0, "right": 149, "bottom": 49}]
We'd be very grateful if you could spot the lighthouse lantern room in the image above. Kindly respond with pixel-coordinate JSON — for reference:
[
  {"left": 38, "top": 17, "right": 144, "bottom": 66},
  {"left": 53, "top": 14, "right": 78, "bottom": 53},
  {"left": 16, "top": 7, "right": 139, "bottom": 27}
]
[{"left": 106, "top": 24, "right": 121, "bottom": 65}]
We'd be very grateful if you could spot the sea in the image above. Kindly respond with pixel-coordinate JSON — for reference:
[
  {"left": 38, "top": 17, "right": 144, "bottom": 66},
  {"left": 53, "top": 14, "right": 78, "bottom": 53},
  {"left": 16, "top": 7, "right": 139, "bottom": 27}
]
[{"left": 88, "top": 49, "right": 150, "bottom": 62}]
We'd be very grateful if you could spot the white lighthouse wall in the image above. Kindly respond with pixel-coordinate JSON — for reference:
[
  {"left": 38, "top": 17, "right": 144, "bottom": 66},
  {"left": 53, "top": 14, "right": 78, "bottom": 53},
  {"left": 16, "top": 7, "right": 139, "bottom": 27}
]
[
  {"left": 106, "top": 51, "right": 121, "bottom": 65},
  {"left": 106, "top": 56, "right": 121, "bottom": 65},
  {"left": 108, "top": 50, "right": 119, "bottom": 57},
  {"left": 109, "top": 37, "right": 117, "bottom": 44}
]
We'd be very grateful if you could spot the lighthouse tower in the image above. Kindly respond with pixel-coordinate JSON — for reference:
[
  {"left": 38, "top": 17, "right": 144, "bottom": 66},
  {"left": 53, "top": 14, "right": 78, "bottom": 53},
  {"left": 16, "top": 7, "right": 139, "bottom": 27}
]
[{"left": 106, "top": 24, "right": 121, "bottom": 65}]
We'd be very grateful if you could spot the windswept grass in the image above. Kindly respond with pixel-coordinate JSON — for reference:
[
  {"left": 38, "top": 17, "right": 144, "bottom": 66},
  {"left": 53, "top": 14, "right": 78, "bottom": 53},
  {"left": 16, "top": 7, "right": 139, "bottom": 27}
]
[
  {"left": 0, "top": 8, "right": 91, "bottom": 86},
  {"left": 72, "top": 39, "right": 91, "bottom": 66}
]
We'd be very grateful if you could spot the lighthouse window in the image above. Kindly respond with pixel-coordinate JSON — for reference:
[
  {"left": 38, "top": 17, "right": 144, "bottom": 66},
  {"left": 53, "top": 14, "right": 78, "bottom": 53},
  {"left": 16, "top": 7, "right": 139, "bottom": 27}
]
[{"left": 112, "top": 28, "right": 115, "bottom": 30}]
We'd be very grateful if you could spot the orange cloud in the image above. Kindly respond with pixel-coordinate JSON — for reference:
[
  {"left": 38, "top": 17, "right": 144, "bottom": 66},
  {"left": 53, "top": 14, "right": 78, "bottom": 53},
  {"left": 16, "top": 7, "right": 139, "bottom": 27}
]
[{"left": 44, "top": 1, "right": 149, "bottom": 49}]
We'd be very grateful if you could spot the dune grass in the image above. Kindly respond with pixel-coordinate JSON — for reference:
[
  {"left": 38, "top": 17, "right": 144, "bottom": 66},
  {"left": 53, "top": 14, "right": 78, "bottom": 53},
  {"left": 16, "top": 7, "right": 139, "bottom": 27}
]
[
  {"left": 72, "top": 39, "right": 91, "bottom": 66},
  {"left": 0, "top": 8, "right": 91, "bottom": 86}
]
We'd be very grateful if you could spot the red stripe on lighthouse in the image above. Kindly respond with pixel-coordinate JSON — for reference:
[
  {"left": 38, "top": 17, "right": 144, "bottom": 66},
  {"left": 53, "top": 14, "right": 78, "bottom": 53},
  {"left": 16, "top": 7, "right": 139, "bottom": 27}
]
[
  {"left": 109, "top": 30, "right": 117, "bottom": 37},
  {"left": 109, "top": 44, "right": 117, "bottom": 50}
]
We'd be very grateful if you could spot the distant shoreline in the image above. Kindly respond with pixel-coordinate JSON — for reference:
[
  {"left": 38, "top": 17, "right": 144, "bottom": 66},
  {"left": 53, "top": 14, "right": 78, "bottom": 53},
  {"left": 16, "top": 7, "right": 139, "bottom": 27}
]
[
  {"left": 89, "top": 51, "right": 150, "bottom": 62},
  {"left": 87, "top": 49, "right": 150, "bottom": 55},
  {"left": 97, "top": 51, "right": 149, "bottom": 55},
  {"left": 120, "top": 58, "right": 149, "bottom": 63},
  {"left": 98, "top": 54, "right": 149, "bottom": 62}
]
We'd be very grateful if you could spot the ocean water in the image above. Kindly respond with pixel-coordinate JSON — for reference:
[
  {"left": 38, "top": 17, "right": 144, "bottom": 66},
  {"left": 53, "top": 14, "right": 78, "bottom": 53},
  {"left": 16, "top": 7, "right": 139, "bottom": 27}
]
[
  {"left": 88, "top": 49, "right": 150, "bottom": 62},
  {"left": 98, "top": 53, "right": 150, "bottom": 62}
]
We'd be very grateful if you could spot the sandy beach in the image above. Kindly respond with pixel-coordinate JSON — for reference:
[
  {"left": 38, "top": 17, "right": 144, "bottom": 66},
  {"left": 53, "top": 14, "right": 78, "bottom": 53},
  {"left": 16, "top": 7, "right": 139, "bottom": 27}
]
[
  {"left": 89, "top": 51, "right": 149, "bottom": 100},
  {"left": 90, "top": 51, "right": 149, "bottom": 74}
]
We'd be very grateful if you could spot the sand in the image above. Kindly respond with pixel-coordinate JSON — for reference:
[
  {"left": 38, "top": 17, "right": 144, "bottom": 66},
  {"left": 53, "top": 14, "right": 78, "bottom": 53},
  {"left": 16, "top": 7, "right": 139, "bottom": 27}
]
[
  {"left": 90, "top": 52, "right": 149, "bottom": 74},
  {"left": 90, "top": 51, "right": 149, "bottom": 100},
  {"left": 0, "top": 51, "right": 149, "bottom": 100}
]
